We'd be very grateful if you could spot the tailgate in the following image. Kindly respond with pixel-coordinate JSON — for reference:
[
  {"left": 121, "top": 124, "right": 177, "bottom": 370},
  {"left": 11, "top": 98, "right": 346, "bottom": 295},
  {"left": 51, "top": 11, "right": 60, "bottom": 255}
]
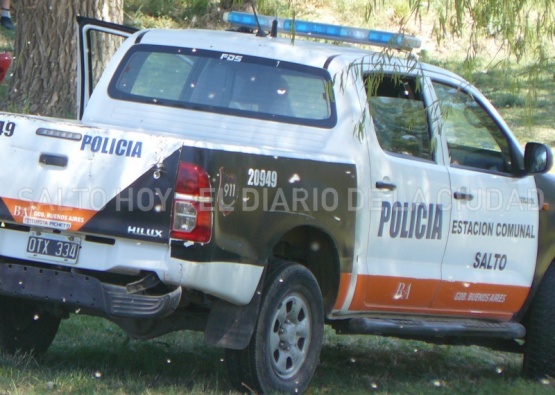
[{"left": 0, "top": 113, "right": 182, "bottom": 243}]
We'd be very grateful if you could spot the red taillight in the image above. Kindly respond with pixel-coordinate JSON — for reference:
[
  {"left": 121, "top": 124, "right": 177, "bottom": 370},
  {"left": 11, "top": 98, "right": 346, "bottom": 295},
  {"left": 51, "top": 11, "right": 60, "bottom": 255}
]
[{"left": 171, "top": 162, "right": 213, "bottom": 243}]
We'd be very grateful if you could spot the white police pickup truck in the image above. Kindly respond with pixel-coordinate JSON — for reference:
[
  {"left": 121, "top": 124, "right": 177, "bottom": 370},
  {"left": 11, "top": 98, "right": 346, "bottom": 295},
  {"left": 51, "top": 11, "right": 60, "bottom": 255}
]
[{"left": 0, "top": 10, "right": 554, "bottom": 393}]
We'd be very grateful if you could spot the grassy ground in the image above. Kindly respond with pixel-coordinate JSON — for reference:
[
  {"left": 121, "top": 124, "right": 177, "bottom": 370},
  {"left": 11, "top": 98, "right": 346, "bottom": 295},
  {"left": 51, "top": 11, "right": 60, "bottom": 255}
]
[
  {"left": 0, "top": 1, "right": 554, "bottom": 394},
  {"left": 0, "top": 315, "right": 554, "bottom": 394}
]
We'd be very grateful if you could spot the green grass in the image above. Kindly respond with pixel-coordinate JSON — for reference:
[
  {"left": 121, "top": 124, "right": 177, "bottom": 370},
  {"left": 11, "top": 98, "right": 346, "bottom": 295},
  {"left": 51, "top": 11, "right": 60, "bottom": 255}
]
[
  {"left": 0, "top": 315, "right": 230, "bottom": 394},
  {"left": 0, "top": 316, "right": 554, "bottom": 394},
  {"left": 420, "top": 57, "right": 555, "bottom": 153}
]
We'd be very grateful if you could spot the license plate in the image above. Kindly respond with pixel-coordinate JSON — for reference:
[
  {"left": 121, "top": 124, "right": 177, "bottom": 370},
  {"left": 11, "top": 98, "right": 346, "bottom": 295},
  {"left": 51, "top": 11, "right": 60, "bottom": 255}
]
[{"left": 26, "top": 232, "right": 80, "bottom": 264}]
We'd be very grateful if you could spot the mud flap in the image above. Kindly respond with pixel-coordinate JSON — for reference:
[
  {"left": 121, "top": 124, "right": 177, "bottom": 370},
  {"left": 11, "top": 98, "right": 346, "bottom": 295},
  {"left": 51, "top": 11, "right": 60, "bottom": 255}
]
[{"left": 204, "top": 274, "right": 264, "bottom": 349}]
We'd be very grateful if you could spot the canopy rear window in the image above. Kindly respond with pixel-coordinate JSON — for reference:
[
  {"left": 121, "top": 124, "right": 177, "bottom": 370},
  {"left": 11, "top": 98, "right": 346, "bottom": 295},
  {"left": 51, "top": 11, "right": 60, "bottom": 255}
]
[{"left": 108, "top": 45, "right": 336, "bottom": 128}]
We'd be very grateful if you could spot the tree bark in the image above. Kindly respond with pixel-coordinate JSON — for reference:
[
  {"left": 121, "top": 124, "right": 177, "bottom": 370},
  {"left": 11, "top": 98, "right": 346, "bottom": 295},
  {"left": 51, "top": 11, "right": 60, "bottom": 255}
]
[{"left": 6, "top": 0, "right": 123, "bottom": 117}]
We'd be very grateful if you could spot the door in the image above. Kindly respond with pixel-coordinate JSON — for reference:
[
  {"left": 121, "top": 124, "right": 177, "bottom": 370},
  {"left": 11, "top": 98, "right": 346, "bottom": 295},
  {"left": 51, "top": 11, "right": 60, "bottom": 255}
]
[
  {"left": 77, "top": 17, "right": 136, "bottom": 119},
  {"left": 351, "top": 72, "right": 452, "bottom": 312},
  {"left": 430, "top": 80, "right": 539, "bottom": 319}
]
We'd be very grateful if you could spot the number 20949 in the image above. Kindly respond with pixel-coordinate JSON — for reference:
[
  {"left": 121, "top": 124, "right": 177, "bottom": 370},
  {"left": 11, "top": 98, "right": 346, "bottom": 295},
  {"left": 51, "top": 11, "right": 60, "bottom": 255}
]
[{"left": 247, "top": 168, "right": 278, "bottom": 188}]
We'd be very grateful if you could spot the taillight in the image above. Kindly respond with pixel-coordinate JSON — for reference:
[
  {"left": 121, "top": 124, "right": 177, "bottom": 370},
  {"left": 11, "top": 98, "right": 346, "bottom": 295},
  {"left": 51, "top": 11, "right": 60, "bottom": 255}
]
[{"left": 171, "top": 162, "right": 213, "bottom": 243}]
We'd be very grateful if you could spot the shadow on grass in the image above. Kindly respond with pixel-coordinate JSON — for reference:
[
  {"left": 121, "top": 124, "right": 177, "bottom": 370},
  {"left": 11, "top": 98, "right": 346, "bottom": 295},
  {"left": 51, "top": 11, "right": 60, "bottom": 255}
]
[
  {"left": 44, "top": 339, "right": 229, "bottom": 391},
  {"left": 312, "top": 335, "right": 542, "bottom": 394},
  {"left": 1, "top": 316, "right": 554, "bottom": 394},
  {"left": 0, "top": 315, "right": 233, "bottom": 393}
]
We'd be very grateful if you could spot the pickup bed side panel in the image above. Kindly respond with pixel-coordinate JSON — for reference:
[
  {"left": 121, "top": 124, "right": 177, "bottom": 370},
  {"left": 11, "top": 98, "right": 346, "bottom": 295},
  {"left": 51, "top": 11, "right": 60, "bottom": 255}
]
[
  {"left": 79, "top": 150, "right": 181, "bottom": 243},
  {"left": 171, "top": 146, "right": 358, "bottom": 269}
]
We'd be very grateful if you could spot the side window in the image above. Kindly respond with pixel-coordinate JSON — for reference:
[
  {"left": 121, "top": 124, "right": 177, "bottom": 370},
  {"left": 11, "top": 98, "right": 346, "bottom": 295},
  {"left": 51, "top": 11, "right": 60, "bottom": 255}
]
[
  {"left": 433, "top": 82, "right": 513, "bottom": 173},
  {"left": 367, "top": 75, "right": 433, "bottom": 161}
]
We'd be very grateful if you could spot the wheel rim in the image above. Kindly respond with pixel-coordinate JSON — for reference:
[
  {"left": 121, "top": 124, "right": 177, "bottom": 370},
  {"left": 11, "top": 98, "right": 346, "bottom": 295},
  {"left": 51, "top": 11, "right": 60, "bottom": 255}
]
[{"left": 269, "top": 292, "right": 312, "bottom": 380}]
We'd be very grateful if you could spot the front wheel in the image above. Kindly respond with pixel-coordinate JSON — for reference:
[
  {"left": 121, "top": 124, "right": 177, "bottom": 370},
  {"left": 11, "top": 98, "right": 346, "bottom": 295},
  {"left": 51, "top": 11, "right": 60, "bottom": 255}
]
[
  {"left": 0, "top": 297, "right": 61, "bottom": 356},
  {"left": 523, "top": 264, "right": 555, "bottom": 378},
  {"left": 225, "top": 261, "right": 324, "bottom": 394}
]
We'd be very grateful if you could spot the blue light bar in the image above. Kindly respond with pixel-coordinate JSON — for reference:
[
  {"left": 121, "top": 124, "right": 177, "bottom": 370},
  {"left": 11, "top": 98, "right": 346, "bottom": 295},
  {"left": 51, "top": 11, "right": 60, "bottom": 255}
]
[{"left": 223, "top": 11, "right": 421, "bottom": 50}]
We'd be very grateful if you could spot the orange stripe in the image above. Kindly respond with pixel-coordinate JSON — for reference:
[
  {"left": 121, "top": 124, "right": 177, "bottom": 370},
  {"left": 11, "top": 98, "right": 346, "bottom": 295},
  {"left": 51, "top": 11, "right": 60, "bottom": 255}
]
[
  {"left": 432, "top": 281, "right": 530, "bottom": 313},
  {"left": 2, "top": 198, "right": 97, "bottom": 231},
  {"left": 346, "top": 274, "right": 528, "bottom": 320},
  {"left": 350, "top": 275, "right": 440, "bottom": 309},
  {"left": 333, "top": 273, "right": 352, "bottom": 310}
]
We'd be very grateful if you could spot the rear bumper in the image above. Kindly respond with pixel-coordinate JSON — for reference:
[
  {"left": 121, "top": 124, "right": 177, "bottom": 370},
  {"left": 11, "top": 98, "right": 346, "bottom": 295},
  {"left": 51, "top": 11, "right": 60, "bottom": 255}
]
[
  {"left": 0, "top": 225, "right": 263, "bottom": 306},
  {"left": 0, "top": 263, "right": 181, "bottom": 318}
]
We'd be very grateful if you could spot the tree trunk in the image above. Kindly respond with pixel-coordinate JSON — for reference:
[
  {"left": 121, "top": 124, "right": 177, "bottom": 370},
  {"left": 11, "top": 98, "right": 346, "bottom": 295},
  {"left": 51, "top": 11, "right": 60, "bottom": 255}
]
[{"left": 6, "top": 0, "right": 123, "bottom": 117}]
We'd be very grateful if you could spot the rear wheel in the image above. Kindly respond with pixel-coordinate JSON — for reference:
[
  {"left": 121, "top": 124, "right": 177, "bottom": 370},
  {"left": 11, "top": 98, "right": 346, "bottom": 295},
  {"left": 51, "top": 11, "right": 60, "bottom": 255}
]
[
  {"left": 0, "top": 297, "right": 61, "bottom": 355},
  {"left": 225, "top": 261, "right": 324, "bottom": 394},
  {"left": 523, "top": 264, "right": 555, "bottom": 378}
]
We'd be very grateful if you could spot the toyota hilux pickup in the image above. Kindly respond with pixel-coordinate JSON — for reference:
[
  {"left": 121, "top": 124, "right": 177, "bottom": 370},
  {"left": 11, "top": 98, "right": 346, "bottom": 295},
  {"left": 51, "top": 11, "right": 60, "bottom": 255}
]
[{"left": 0, "top": 11, "right": 554, "bottom": 394}]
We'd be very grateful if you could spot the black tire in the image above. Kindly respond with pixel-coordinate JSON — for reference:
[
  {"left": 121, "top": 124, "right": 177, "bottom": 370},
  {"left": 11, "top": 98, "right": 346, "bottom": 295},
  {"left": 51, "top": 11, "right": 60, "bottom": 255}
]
[
  {"left": 0, "top": 297, "right": 60, "bottom": 356},
  {"left": 225, "top": 261, "right": 324, "bottom": 394},
  {"left": 523, "top": 264, "right": 555, "bottom": 378}
]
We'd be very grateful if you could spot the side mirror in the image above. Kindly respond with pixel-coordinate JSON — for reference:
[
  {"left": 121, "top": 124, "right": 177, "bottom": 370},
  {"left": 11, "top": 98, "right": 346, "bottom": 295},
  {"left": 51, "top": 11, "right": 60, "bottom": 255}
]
[{"left": 524, "top": 142, "right": 553, "bottom": 174}]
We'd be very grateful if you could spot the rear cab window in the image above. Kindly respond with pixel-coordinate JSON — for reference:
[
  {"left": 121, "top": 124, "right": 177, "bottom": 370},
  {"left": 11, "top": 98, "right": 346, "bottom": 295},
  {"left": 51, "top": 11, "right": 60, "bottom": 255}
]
[{"left": 108, "top": 45, "right": 337, "bottom": 128}]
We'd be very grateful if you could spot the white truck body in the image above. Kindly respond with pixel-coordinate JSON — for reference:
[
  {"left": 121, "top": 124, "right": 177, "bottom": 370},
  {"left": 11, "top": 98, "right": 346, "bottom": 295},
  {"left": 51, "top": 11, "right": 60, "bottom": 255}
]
[{"left": 0, "top": 13, "right": 553, "bottom": 394}]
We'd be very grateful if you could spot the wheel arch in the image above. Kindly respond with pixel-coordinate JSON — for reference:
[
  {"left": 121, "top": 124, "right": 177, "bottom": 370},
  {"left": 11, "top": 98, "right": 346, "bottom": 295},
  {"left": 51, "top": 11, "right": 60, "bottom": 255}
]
[{"left": 270, "top": 225, "right": 341, "bottom": 315}]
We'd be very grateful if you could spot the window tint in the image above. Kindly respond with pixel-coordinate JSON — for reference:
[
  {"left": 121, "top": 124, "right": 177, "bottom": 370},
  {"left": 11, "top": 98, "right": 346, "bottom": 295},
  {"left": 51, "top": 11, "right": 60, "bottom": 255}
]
[
  {"left": 433, "top": 82, "right": 513, "bottom": 173},
  {"left": 367, "top": 76, "right": 432, "bottom": 161},
  {"left": 119, "top": 52, "right": 192, "bottom": 100},
  {"left": 109, "top": 45, "right": 336, "bottom": 128}
]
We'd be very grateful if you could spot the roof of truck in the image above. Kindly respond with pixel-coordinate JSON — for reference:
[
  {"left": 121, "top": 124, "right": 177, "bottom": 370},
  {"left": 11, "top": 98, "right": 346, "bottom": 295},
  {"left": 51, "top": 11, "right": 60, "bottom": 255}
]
[
  {"left": 137, "top": 28, "right": 366, "bottom": 68},
  {"left": 135, "top": 26, "right": 463, "bottom": 86}
]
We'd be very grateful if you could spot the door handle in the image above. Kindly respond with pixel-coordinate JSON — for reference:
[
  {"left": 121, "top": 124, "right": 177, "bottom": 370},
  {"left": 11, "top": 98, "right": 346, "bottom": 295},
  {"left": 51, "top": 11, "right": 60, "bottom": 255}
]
[
  {"left": 376, "top": 181, "right": 397, "bottom": 191},
  {"left": 454, "top": 191, "right": 474, "bottom": 201}
]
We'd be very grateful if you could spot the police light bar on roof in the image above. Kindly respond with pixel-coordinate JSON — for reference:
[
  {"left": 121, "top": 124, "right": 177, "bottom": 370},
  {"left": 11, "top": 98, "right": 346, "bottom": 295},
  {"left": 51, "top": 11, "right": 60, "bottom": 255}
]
[{"left": 223, "top": 11, "right": 421, "bottom": 51}]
